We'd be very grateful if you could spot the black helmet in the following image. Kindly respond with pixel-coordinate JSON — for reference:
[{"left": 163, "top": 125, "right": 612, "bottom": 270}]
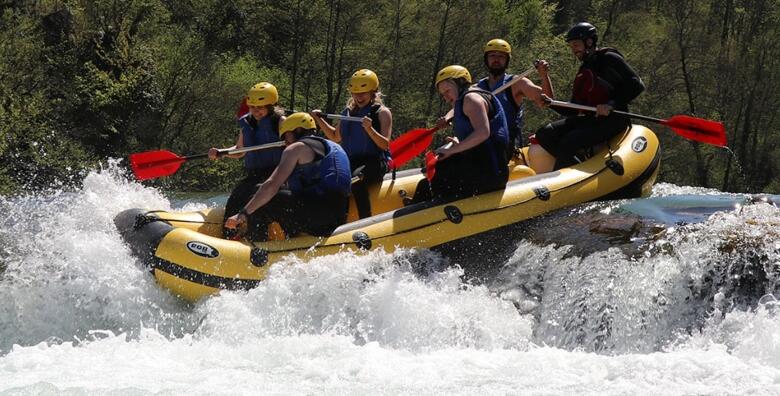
[{"left": 565, "top": 22, "right": 598, "bottom": 45}]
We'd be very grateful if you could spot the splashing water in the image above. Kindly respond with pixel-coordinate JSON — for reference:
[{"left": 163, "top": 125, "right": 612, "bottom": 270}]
[{"left": 1, "top": 164, "right": 780, "bottom": 394}]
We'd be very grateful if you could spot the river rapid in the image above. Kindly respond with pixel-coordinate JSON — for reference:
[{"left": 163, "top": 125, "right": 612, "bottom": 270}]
[{"left": 1, "top": 165, "right": 779, "bottom": 395}]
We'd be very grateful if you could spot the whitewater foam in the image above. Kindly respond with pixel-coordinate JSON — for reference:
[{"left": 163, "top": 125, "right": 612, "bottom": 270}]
[{"left": 1, "top": 166, "right": 780, "bottom": 394}]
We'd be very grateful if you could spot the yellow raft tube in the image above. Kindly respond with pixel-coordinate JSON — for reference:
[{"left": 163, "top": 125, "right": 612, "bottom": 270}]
[{"left": 115, "top": 125, "right": 660, "bottom": 302}]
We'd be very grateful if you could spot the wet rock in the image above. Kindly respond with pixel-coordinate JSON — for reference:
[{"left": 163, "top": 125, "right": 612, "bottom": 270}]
[{"left": 521, "top": 210, "right": 666, "bottom": 259}]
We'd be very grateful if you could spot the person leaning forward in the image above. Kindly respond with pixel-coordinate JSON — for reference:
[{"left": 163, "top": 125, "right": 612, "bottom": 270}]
[
  {"left": 528, "top": 22, "right": 645, "bottom": 173},
  {"left": 411, "top": 65, "right": 510, "bottom": 203},
  {"left": 225, "top": 113, "right": 352, "bottom": 242}
]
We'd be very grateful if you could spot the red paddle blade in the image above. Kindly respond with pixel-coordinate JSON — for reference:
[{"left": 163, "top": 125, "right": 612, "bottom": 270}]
[
  {"left": 662, "top": 115, "right": 727, "bottom": 147},
  {"left": 425, "top": 151, "right": 438, "bottom": 181},
  {"left": 129, "top": 150, "right": 185, "bottom": 180},
  {"left": 236, "top": 96, "right": 249, "bottom": 119},
  {"left": 389, "top": 127, "right": 437, "bottom": 169}
]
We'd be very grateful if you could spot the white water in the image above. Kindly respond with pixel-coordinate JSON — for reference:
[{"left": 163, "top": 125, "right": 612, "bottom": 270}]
[{"left": 1, "top": 168, "right": 780, "bottom": 395}]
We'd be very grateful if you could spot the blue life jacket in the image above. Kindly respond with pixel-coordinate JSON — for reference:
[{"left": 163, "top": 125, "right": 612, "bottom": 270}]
[
  {"left": 288, "top": 136, "right": 352, "bottom": 197},
  {"left": 339, "top": 104, "right": 390, "bottom": 161},
  {"left": 238, "top": 113, "right": 282, "bottom": 170},
  {"left": 452, "top": 88, "right": 509, "bottom": 173},
  {"left": 477, "top": 73, "right": 524, "bottom": 146}
]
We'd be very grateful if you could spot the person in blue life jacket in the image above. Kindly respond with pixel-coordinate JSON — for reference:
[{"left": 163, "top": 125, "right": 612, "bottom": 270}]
[
  {"left": 209, "top": 82, "right": 285, "bottom": 237},
  {"left": 311, "top": 69, "right": 392, "bottom": 219},
  {"left": 476, "top": 39, "right": 554, "bottom": 160},
  {"left": 411, "top": 65, "right": 510, "bottom": 203},
  {"left": 224, "top": 112, "right": 352, "bottom": 242},
  {"left": 528, "top": 22, "right": 645, "bottom": 173}
]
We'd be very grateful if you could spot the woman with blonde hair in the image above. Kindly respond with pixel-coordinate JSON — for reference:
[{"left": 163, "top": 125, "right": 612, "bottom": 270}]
[{"left": 312, "top": 69, "right": 392, "bottom": 219}]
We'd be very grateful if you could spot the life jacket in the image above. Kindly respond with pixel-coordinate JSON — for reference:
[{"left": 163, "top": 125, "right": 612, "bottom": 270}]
[
  {"left": 572, "top": 48, "right": 625, "bottom": 108},
  {"left": 339, "top": 103, "right": 391, "bottom": 161},
  {"left": 477, "top": 73, "right": 524, "bottom": 137},
  {"left": 238, "top": 112, "right": 283, "bottom": 170},
  {"left": 452, "top": 88, "right": 509, "bottom": 174},
  {"left": 288, "top": 136, "right": 352, "bottom": 197}
]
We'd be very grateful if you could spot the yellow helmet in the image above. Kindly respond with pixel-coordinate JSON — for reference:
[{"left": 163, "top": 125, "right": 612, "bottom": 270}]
[
  {"left": 435, "top": 65, "right": 472, "bottom": 86},
  {"left": 279, "top": 112, "right": 316, "bottom": 137},
  {"left": 246, "top": 82, "right": 279, "bottom": 107},
  {"left": 348, "top": 69, "right": 379, "bottom": 93},
  {"left": 484, "top": 38, "right": 512, "bottom": 55}
]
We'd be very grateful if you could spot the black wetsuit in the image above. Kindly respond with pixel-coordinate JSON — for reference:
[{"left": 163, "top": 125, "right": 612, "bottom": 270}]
[{"left": 535, "top": 48, "right": 644, "bottom": 169}]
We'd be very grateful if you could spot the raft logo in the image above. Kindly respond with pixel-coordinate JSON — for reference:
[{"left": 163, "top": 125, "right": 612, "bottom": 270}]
[
  {"left": 631, "top": 137, "right": 648, "bottom": 153},
  {"left": 186, "top": 241, "right": 219, "bottom": 258}
]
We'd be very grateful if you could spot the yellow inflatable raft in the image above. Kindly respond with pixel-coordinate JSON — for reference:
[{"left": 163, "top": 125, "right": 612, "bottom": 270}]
[{"left": 115, "top": 125, "right": 660, "bottom": 301}]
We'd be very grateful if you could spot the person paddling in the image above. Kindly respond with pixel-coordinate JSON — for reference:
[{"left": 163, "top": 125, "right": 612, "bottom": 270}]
[
  {"left": 529, "top": 22, "right": 645, "bottom": 173},
  {"left": 224, "top": 113, "right": 352, "bottom": 242},
  {"left": 311, "top": 69, "right": 392, "bottom": 219},
  {"left": 411, "top": 65, "right": 509, "bottom": 203},
  {"left": 478, "top": 39, "right": 553, "bottom": 159},
  {"left": 208, "top": 82, "right": 285, "bottom": 237}
]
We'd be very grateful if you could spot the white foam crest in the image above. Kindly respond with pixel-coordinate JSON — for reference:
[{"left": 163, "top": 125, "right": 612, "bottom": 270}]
[
  {"left": 0, "top": 163, "right": 195, "bottom": 353},
  {"left": 680, "top": 300, "right": 780, "bottom": 369},
  {"left": 651, "top": 182, "right": 735, "bottom": 197},
  {"left": 494, "top": 201, "right": 780, "bottom": 353},
  {"left": 3, "top": 329, "right": 780, "bottom": 395},
  {"left": 196, "top": 249, "right": 533, "bottom": 351}
]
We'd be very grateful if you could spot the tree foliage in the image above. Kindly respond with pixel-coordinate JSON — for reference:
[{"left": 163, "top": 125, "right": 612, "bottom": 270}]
[{"left": 1, "top": 0, "right": 778, "bottom": 194}]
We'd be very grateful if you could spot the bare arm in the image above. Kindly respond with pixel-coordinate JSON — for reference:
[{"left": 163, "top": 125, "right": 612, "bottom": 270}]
[
  {"left": 437, "top": 93, "right": 490, "bottom": 159},
  {"left": 210, "top": 114, "right": 287, "bottom": 160},
  {"left": 512, "top": 60, "right": 554, "bottom": 108},
  {"left": 537, "top": 60, "right": 553, "bottom": 100},
  {"left": 244, "top": 143, "right": 308, "bottom": 213},
  {"left": 224, "top": 142, "right": 313, "bottom": 229},
  {"left": 436, "top": 108, "right": 455, "bottom": 129},
  {"left": 209, "top": 130, "right": 242, "bottom": 160},
  {"left": 362, "top": 107, "right": 392, "bottom": 151},
  {"left": 312, "top": 111, "right": 341, "bottom": 142}
]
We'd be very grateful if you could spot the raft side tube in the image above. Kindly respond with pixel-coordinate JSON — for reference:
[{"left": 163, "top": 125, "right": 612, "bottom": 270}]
[{"left": 114, "top": 208, "right": 174, "bottom": 271}]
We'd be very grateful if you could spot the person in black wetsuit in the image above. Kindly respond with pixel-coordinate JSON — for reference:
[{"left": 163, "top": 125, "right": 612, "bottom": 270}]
[
  {"left": 224, "top": 113, "right": 352, "bottom": 242},
  {"left": 529, "top": 22, "right": 645, "bottom": 173}
]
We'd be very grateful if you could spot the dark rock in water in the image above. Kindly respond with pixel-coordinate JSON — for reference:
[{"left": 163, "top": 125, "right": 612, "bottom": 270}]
[
  {"left": 742, "top": 194, "right": 778, "bottom": 207},
  {"left": 432, "top": 203, "right": 668, "bottom": 280},
  {"left": 521, "top": 211, "right": 666, "bottom": 259}
]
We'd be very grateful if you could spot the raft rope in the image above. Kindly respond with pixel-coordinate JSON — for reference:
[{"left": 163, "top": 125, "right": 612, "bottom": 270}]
[{"left": 133, "top": 213, "right": 221, "bottom": 229}]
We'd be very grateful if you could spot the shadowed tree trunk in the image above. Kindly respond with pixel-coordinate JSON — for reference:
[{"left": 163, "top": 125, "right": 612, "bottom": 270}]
[
  {"left": 672, "top": 0, "right": 709, "bottom": 187},
  {"left": 425, "top": 0, "right": 452, "bottom": 117},
  {"left": 387, "top": 0, "right": 404, "bottom": 109}
]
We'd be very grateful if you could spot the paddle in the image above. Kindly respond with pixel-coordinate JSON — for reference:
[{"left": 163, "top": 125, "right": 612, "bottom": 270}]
[
  {"left": 388, "top": 65, "right": 538, "bottom": 169},
  {"left": 236, "top": 97, "right": 249, "bottom": 118},
  {"left": 130, "top": 141, "right": 286, "bottom": 180},
  {"left": 236, "top": 99, "right": 363, "bottom": 123},
  {"left": 424, "top": 142, "right": 455, "bottom": 181},
  {"left": 323, "top": 114, "right": 364, "bottom": 122},
  {"left": 547, "top": 100, "right": 728, "bottom": 147},
  {"left": 388, "top": 125, "right": 444, "bottom": 170}
]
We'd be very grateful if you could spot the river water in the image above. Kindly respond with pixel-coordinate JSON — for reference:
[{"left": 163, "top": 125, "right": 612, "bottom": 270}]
[{"left": 1, "top": 165, "right": 779, "bottom": 395}]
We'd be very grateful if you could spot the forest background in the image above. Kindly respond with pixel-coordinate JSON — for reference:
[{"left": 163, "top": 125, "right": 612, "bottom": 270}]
[{"left": 1, "top": 0, "right": 778, "bottom": 194}]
